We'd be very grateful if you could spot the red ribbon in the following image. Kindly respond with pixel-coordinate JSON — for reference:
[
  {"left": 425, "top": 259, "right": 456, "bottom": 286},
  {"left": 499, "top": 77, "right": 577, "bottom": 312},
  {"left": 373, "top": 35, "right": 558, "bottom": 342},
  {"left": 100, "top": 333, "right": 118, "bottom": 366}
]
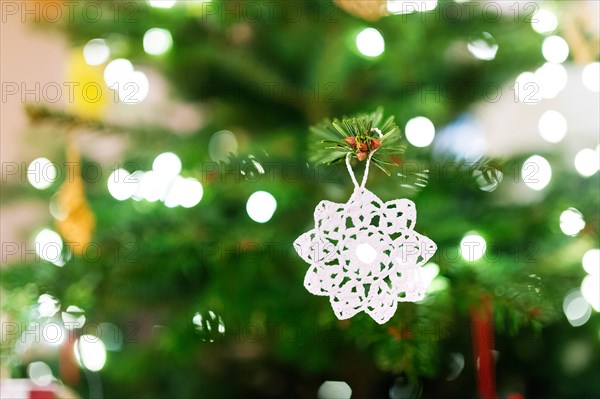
[{"left": 470, "top": 294, "right": 498, "bottom": 399}]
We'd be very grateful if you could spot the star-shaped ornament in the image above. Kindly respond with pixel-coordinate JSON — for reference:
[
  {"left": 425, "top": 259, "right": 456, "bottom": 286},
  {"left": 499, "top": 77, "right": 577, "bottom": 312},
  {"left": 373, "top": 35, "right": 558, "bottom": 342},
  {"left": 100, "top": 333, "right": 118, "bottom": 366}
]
[{"left": 294, "top": 187, "right": 436, "bottom": 324}]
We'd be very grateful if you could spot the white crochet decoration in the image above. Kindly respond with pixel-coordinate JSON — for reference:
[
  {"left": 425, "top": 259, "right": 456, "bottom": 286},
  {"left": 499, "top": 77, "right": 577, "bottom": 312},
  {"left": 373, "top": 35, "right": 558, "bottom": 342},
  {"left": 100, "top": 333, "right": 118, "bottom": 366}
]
[{"left": 294, "top": 152, "right": 437, "bottom": 324}]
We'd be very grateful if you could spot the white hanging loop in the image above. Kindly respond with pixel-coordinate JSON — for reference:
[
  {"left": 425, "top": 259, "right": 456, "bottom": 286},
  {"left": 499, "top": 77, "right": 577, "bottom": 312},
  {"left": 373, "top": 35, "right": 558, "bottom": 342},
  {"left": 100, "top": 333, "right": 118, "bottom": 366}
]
[{"left": 345, "top": 153, "right": 360, "bottom": 188}]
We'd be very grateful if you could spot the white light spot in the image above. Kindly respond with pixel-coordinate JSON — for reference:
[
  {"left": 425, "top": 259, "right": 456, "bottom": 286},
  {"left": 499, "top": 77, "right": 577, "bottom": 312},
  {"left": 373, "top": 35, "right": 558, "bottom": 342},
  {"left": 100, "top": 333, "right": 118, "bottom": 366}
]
[
  {"left": 83, "top": 38, "right": 110, "bottom": 66},
  {"left": 356, "top": 28, "right": 385, "bottom": 58},
  {"left": 107, "top": 169, "right": 137, "bottom": 201},
  {"left": 27, "top": 361, "right": 53, "bottom": 386},
  {"left": 104, "top": 58, "right": 134, "bottom": 88},
  {"left": 148, "top": 0, "right": 176, "bottom": 8},
  {"left": 559, "top": 208, "right": 585, "bottom": 237},
  {"left": 118, "top": 70, "right": 150, "bottom": 104},
  {"left": 163, "top": 176, "right": 184, "bottom": 208},
  {"left": 521, "top": 155, "right": 552, "bottom": 191},
  {"left": 460, "top": 233, "right": 486, "bottom": 262},
  {"left": 531, "top": 9, "right": 558, "bottom": 34},
  {"left": 167, "top": 177, "right": 203, "bottom": 208},
  {"left": 38, "top": 294, "right": 60, "bottom": 318},
  {"left": 542, "top": 36, "right": 569, "bottom": 64},
  {"left": 318, "top": 381, "right": 352, "bottom": 399},
  {"left": 582, "top": 62, "right": 600, "bottom": 92},
  {"left": 574, "top": 148, "right": 599, "bottom": 177},
  {"left": 143, "top": 28, "right": 173, "bottom": 56},
  {"left": 581, "top": 275, "right": 600, "bottom": 312},
  {"left": 563, "top": 289, "right": 592, "bottom": 327},
  {"left": 582, "top": 249, "right": 599, "bottom": 276},
  {"left": 405, "top": 116, "right": 435, "bottom": 147},
  {"left": 246, "top": 191, "right": 277, "bottom": 223},
  {"left": 356, "top": 243, "right": 377, "bottom": 264},
  {"left": 208, "top": 130, "right": 238, "bottom": 163},
  {"left": 34, "top": 229, "right": 64, "bottom": 266},
  {"left": 467, "top": 32, "right": 498, "bottom": 61},
  {"left": 136, "top": 171, "right": 167, "bottom": 202},
  {"left": 515, "top": 72, "right": 542, "bottom": 104},
  {"left": 74, "top": 335, "right": 107, "bottom": 372},
  {"left": 152, "top": 152, "right": 182, "bottom": 178},
  {"left": 535, "top": 62, "right": 568, "bottom": 99},
  {"left": 538, "top": 110, "right": 567, "bottom": 143},
  {"left": 28, "top": 158, "right": 57, "bottom": 190},
  {"left": 62, "top": 305, "right": 86, "bottom": 330}
]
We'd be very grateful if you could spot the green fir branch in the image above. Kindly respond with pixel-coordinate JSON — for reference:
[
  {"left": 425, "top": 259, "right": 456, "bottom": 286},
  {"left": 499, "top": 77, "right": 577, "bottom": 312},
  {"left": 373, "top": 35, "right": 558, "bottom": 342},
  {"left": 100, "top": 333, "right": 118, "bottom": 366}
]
[{"left": 308, "top": 108, "right": 406, "bottom": 175}]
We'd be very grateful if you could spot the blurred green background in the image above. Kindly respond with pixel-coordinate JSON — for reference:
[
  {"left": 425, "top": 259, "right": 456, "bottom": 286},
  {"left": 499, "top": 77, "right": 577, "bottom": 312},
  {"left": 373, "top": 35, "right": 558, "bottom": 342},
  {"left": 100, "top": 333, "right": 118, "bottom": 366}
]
[{"left": 1, "top": 1, "right": 598, "bottom": 398}]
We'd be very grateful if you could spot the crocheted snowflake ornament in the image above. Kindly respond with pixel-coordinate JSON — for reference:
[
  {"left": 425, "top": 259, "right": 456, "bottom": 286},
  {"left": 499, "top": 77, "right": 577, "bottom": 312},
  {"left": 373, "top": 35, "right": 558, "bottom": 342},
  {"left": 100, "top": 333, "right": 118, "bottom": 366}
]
[{"left": 294, "top": 186, "right": 437, "bottom": 324}]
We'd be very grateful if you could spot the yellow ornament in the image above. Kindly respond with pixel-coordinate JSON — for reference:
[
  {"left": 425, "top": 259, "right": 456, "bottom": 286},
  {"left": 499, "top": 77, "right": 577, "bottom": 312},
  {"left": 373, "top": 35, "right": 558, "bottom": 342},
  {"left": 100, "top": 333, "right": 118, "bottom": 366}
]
[
  {"left": 55, "top": 132, "right": 96, "bottom": 255},
  {"left": 66, "top": 48, "right": 108, "bottom": 120}
]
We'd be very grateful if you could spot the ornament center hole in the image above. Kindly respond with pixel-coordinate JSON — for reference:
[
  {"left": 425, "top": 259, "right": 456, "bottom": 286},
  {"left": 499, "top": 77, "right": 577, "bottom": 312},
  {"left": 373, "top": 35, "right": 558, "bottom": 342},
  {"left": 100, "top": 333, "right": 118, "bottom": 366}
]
[{"left": 356, "top": 243, "right": 377, "bottom": 264}]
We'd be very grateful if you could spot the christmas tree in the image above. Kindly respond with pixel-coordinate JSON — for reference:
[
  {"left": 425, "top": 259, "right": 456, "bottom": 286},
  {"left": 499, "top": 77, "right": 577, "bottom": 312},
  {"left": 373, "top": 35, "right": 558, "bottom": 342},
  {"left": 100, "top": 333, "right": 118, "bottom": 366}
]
[{"left": 1, "top": 1, "right": 599, "bottom": 398}]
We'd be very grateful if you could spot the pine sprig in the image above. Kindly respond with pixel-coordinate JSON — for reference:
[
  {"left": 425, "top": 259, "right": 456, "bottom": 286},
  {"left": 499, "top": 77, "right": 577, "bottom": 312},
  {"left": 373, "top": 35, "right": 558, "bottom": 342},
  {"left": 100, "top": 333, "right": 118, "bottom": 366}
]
[{"left": 308, "top": 108, "right": 405, "bottom": 175}]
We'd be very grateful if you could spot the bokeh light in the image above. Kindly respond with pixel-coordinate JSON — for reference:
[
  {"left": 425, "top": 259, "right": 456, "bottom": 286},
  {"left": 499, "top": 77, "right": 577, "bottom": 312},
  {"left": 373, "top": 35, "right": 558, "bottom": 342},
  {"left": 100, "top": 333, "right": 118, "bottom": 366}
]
[
  {"left": 515, "top": 72, "right": 542, "bottom": 104},
  {"left": 148, "top": 0, "right": 176, "bottom": 8},
  {"left": 74, "top": 335, "right": 107, "bottom": 372},
  {"left": 582, "top": 249, "right": 599, "bottom": 275},
  {"left": 27, "top": 361, "right": 53, "bottom": 386},
  {"left": 83, "top": 38, "right": 110, "bottom": 66},
  {"left": 152, "top": 152, "right": 182, "bottom": 178},
  {"left": 542, "top": 36, "right": 569, "bottom": 63},
  {"left": 143, "top": 28, "right": 173, "bottom": 56},
  {"left": 535, "top": 62, "right": 568, "bottom": 99},
  {"left": 574, "top": 148, "right": 599, "bottom": 177},
  {"left": 107, "top": 169, "right": 138, "bottom": 201},
  {"left": 117, "top": 70, "right": 150, "bottom": 104},
  {"left": 27, "top": 158, "right": 56, "bottom": 190},
  {"left": 37, "top": 294, "right": 60, "bottom": 318},
  {"left": 473, "top": 167, "right": 503, "bottom": 192},
  {"left": 104, "top": 58, "right": 134, "bottom": 88},
  {"left": 405, "top": 116, "right": 435, "bottom": 147},
  {"left": 467, "top": 32, "right": 498, "bottom": 61},
  {"left": 563, "top": 289, "right": 592, "bottom": 327},
  {"left": 531, "top": 9, "right": 558, "bottom": 34},
  {"left": 318, "top": 381, "right": 352, "bottom": 399},
  {"left": 164, "top": 177, "right": 203, "bottom": 208},
  {"left": 34, "top": 228, "right": 64, "bottom": 266},
  {"left": 581, "top": 275, "right": 600, "bottom": 312},
  {"left": 559, "top": 208, "right": 585, "bottom": 236},
  {"left": 521, "top": 155, "right": 552, "bottom": 190},
  {"left": 246, "top": 191, "right": 277, "bottom": 223},
  {"left": 62, "top": 305, "right": 86, "bottom": 330},
  {"left": 356, "top": 28, "right": 385, "bottom": 58},
  {"left": 538, "top": 110, "right": 567, "bottom": 143},
  {"left": 136, "top": 171, "right": 166, "bottom": 202},
  {"left": 460, "top": 233, "right": 486, "bottom": 262},
  {"left": 208, "top": 130, "right": 238, "bottom": 162},
  {"left": 581, "top": 62, "right": 600, "bottom": 92}
]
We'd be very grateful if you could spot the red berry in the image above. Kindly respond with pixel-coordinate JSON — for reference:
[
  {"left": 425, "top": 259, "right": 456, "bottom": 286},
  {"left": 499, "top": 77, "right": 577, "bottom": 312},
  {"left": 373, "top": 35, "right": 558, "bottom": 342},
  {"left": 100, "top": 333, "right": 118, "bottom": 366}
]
[
  {"left": 357, "top": 152, "right": 367, "bottom": 161},
  {"left": 344, "top": 137, "right": 357, "bottom": 147},
  {"left": 370, "top": 138, "right": 381, "bottom": 150}
]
